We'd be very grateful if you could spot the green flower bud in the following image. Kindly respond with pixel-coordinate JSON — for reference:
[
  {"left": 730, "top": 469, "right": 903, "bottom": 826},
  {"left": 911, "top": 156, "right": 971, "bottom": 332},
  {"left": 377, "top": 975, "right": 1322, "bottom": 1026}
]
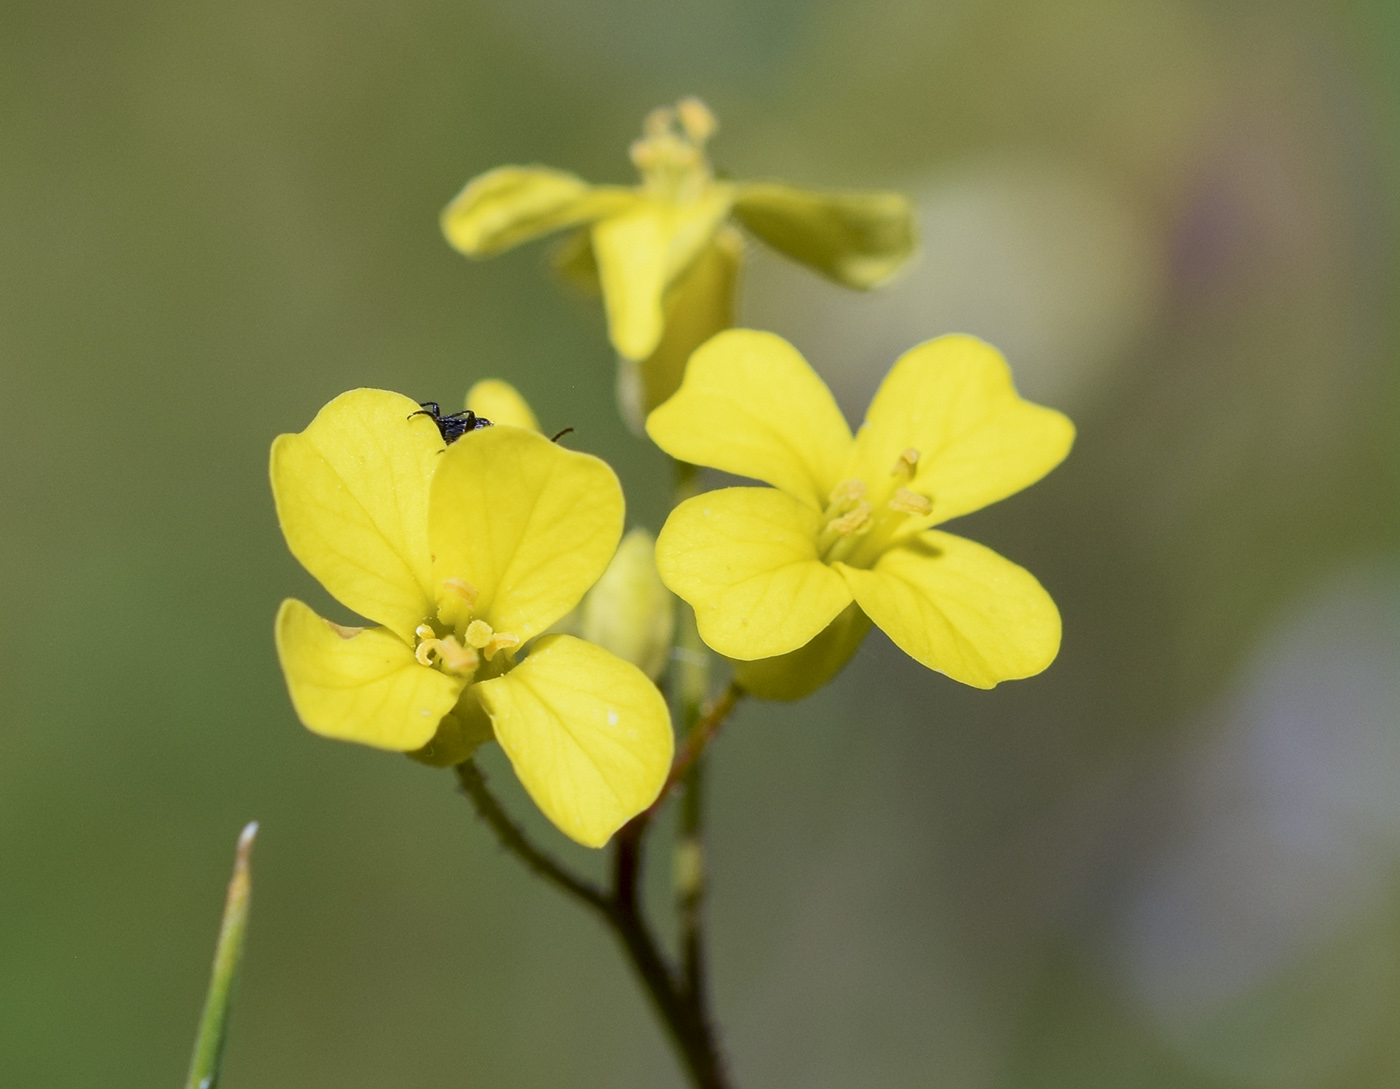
[{"left": 581, "top": 529, "right": 675, "bottom": 682}]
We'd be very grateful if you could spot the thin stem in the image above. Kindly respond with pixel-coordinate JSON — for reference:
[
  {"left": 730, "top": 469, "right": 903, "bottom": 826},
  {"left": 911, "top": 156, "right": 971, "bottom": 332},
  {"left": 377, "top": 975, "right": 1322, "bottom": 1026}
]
[
  {"left": 611, "top": 819, "right": 729, "bottom": 1089},
  {"left": 678, "top": 757, "right": 707, "bottom": 1010},
  {"left": 656, "top": 682, "right": 743, "bottom": 807},
  {"left": 457, "top": 760, "right": 733, "bottom": 1089},
  {"left": 454, "top": 762, "right": 608, "bottom": 912}
]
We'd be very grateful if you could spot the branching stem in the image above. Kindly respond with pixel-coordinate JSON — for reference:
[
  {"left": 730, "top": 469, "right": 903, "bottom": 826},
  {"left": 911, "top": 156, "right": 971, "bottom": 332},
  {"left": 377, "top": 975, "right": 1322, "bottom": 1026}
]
[{"left": 455, "top": 759, "right": 736, "bottom": 1089}]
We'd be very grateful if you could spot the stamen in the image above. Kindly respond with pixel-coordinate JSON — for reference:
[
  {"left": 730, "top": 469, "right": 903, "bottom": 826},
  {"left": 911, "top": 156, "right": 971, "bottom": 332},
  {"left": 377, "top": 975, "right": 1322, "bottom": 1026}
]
[
  {"left": 891, "top": 448, "right": 920, "bottom": 479},
  {"left": 441, "top": 578, "right": 479, "bottom": 609},
  {"left": 828, "top": 478, "right": 866, "bottom": 507},
  {"left": 463, "top": 619, "right": 520, "bottom": 661},
  {"left": 414, "top": 632, "right": 479, "bottom": 675},
  {"left": 434, "top": 636, "right": 479, "bottom": 674},
  {"left": 483, "top": 631, "right": 520, "bottom": 661},
  {"left": 630, "top": 100, "right": 715, "bottom": 198},
  {"left": 643, "top": 106, "right": 674, "bottom": 138},
  {"left": 676, "top": 97, "right": 717, "bottom": 145},
  {"left": 888, "top": 488, "right": 933, "bottom": 517},
  {"left": 826, "top": 500, "right": 873, "bottom": 537}
]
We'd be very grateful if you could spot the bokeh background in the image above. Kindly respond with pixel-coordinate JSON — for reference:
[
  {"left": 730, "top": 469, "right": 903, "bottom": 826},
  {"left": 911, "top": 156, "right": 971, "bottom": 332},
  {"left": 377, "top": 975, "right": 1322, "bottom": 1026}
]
[{"left": 3, "top": 0, "right": 1398, "bottom": 1085}]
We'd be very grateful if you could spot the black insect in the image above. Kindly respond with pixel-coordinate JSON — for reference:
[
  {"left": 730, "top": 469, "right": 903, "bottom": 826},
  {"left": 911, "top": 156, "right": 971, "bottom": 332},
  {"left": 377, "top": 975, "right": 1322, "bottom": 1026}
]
[{"left": 409, "top": 402, "right": 493, "bottom": 444}]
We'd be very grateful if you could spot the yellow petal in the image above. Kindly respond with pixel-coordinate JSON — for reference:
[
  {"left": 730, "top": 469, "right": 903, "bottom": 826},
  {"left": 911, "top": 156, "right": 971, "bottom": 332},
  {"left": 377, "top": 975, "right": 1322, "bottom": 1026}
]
[
  {"left": 475, "top": 635, "right": 673, "bottom": 847},
  {"left": 428, "top": 426, "right": 623, "bottom": 640},
  {"left": 850, "top": 335, "right": 1075, "bottom": 525},
  {"left": 732, "top": 601, "right": 871, "bottom": 701},
  {"left": 645, "top": 330, "right": 853, "bottom": 510},
  {"left": 441, "top": 166, "right": 633, "bottom": 256},
  {"left": 733, "top": 182, "right": 916, "bottom": 289},
  {"left": 274, "top": 598, "right": 465, "bottom": 751},
  {"left": 616, "top": 225, "right": 743, "bottom": 433},
  {"left": 466, "top": 379, "right": 540, "bottom": 432},
  {"left": 834, "top": 530, "right": 1061, "bottom": 688},
  {"left": 591, "top": 184, "right": 735, "bottom": 360},
  {"left": 655, "top": 487, "right": 852, "bottom": 660},
  {"left": 270, "top": 389, "right": 439, "bottom": 641}
]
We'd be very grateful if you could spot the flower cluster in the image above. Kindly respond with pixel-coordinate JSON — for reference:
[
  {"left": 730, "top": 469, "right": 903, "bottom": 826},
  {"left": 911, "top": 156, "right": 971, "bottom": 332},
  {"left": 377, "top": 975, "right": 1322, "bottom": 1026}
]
[
  {"left": 271, "top": 99, "right": 1074, "bottom": 858},
  {"left": 271, "top": 384, "right": 672, "bottom": 847},
  {"left": 441, "top": 97, "right": 916, "bottom": 427}
]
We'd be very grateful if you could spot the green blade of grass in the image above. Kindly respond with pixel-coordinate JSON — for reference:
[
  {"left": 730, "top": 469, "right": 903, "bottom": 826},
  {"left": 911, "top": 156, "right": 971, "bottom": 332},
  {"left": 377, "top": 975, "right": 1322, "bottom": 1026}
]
[{"left": 184, "top": 821, "right": 258, "bottom": 1089}]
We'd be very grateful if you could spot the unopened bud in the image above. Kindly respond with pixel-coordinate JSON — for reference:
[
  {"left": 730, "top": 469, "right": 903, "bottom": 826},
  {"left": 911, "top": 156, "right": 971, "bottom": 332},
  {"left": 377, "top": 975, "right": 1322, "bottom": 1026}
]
[
  {"left": 581, "top": 529, "right": 675, "bottom": 681},
  {"left": 466, "top": 378, "right": 540, "bottom": 432}
]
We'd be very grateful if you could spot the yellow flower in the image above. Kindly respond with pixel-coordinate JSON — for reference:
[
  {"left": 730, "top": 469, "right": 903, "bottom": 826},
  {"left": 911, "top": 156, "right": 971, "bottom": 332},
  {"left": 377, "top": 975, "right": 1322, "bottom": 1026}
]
[
  {"left": 647, "top": 330, "right": 1074, "bottom": 699},
  {"left": 270, "top": 386, "right": 672, "bottom": 846},
  {"left": 441, "top": 98, "right": 916, "bottom": 424}
]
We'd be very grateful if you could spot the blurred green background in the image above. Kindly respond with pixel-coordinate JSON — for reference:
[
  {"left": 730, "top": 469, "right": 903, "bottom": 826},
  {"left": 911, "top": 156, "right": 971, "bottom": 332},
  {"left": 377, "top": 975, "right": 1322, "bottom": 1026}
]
[{"left": 3, "top": 0, "right": 1398, "bottom": 1085}]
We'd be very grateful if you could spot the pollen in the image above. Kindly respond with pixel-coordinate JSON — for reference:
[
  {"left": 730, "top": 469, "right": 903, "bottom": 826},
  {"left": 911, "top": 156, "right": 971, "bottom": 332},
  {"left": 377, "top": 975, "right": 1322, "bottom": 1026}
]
[{"left": 888, "top": 488, "right": 933, "bottom": 516}]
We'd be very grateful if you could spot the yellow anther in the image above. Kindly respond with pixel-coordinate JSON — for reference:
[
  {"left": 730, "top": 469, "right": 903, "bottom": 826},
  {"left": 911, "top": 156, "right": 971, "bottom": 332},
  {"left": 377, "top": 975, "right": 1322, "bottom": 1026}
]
[
  {"left": 891, "top": 448, "right": 921, "bottom": 479},
  {"left": 441, "top": 578, "right": 479, "bottom": 609},
  {"left": 828, "top": 478, "right": 867, "bottom": 506},
  {"left": 416, "top": 623, "right": 436, "bottom": 641},
  {"left": 643, "top": 105, "right": 675, "bottom": 138},
  {"left": 676, "top": 97, "right": 717, "bottom": 145},
  {"left": 888, "top": 488, "right": 933, "bottom": 517},
  {"left": 826, "top": 501, "right": 873, "bottom": 537},
  {"left": 414, "top": 634, "right": 479, "bottom": 676},
  {"left": 483, "top": 631, "right": 520, "bottom": 661},
  {"left": 462, "top": 619, "right": 520, "bottom": 661}
]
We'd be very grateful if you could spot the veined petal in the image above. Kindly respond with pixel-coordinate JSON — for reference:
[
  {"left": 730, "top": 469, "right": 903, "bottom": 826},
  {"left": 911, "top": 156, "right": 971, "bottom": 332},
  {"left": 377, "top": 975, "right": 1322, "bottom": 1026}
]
[
  {"left": 592, "top": 184, "right": 735, "bottom": 360},
  {"left": 646, "top": 330, "right": 853, "bottom": 510},
  {"left": 274, "top": 598, "right": 465, "bottom": 751},
  {"left": 616, "top": 225, "right": 743, "bottom": 434},
  {"left": 476, "top": 635, "right": 672, "bottom": 847},
  {"left": 428, "top": 426, "right": 623, "bottom": 641},
  {"left": 441, "top": 166, "right": 633, "bottom": 256},
  {"left": 271, "top": 388, "right": 439, "bottom": 641},
  {"left": 655, "top": 487, "right": 852, "bottom": 660},
  {"left": 466, "top": 379, "right": 540, "bottom": 432},
  {"left": 835, "top": 530, "right": 1061, "bottom": 689},
  {"left": 849, "top": 335, "right": 1074, "bottom": 525},
  {"left": 733, "top": 182, "right": 916, "bottom": 289}
]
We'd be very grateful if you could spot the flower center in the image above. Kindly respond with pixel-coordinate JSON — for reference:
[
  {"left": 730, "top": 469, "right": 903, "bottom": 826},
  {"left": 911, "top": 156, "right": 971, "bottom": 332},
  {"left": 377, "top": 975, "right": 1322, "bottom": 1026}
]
[
  {"left": 414, "top": 625, "right": 479, "bottom": 675},
  {"left": 817, "top": 448, "right": 933, "bottom": 568},
  {"left": 629, "top": 97, "right": 716, "bottom": 202}
]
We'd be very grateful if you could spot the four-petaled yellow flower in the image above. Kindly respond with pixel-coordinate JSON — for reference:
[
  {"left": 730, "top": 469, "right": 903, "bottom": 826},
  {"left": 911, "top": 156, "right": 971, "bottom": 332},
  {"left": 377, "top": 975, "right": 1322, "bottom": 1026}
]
[
  {"left": 271, "top": 385, "right": 673, "bottom": 846},
  {"left": 441, "top": 97, "right": 916, "bottom": 426},
  {"left": 647, "top": 330, "right": 1074, "bottom": 700}
]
